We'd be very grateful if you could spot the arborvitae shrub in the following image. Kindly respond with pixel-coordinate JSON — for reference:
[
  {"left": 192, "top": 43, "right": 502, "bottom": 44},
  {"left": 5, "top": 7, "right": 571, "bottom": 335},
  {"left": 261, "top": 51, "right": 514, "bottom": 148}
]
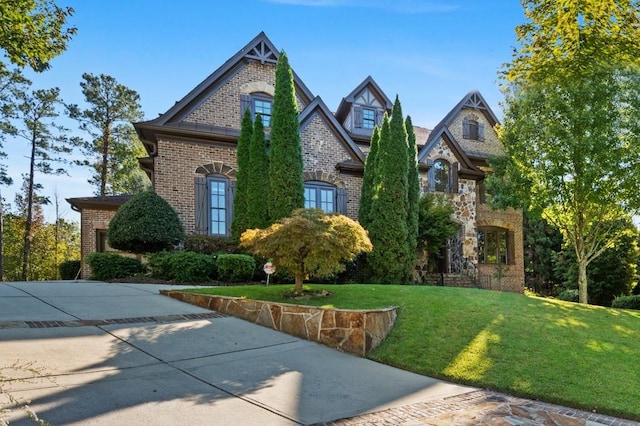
[
  {"left": 87, "top": 252, "right": 146, "bottom": 281},
  {"left": 59, "top": 260, "right": 81, "bottom": 280},
  {"left": 216, "top": 254, "right": 256, "bottom": 283},
  {"left": 611, "top": 294, "right": 640, "bottom": 310}
]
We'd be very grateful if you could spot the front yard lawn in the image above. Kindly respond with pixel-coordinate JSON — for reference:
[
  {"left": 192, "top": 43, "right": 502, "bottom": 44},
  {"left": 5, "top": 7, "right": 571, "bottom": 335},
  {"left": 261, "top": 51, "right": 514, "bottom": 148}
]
[{"left": 185, "top": 284, "right": 640, "bottom": 421}]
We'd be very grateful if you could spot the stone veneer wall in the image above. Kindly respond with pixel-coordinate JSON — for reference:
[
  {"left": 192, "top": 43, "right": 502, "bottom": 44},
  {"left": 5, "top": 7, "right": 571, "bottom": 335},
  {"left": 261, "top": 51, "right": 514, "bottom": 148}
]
[{"left": 161, "top": 290, "right": 398, "bottom": 357}]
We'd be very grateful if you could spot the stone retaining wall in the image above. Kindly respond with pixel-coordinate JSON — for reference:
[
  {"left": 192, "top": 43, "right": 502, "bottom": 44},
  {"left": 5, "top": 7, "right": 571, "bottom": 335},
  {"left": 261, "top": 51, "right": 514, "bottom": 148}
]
[{"left": 160, "top": 290, "right": 398, "bottom": 356}]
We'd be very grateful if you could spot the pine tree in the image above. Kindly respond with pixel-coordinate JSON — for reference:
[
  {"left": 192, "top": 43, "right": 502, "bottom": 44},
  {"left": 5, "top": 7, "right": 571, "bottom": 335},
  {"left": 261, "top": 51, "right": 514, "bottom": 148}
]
[
  {"left": 405, "top": 115, "right": 420, "bottom": 280},
  {"left": 247, "top": 114, "right": 270, "bottom": 229},
  {"left": 268, "top": 51, "right": 304, "bottom": 222},
  {"left": 231, "top": 108, "right": 253, "bottom": 239},
  {"left": 367, "top": 96, "right": 410, "bottom": 283},
  {"left": 358, "top": 126, "right": 380, "bottom": 229},
  {"left": 67, "top": 73, "right": 147, "bottom": 196}
]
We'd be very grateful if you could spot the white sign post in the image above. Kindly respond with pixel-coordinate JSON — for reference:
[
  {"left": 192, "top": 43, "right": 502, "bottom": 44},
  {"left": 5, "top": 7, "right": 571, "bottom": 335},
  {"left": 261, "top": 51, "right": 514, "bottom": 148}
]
[{"left": 263, "top": 262, "right": 276, "bottom": 285}]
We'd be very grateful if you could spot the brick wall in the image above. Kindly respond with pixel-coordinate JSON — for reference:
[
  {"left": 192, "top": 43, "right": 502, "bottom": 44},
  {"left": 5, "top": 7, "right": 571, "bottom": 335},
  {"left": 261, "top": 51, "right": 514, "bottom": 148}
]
[
  {"left": 154, "top": 138, "right": 238, "bottom": 234},
  {"left": 300, "top": 114, "right": 362, "bottom": 218},
  {"left": 476, "top": 203, "right": 525, "bottom": 293},
  {"left": 448, "top": 107, "right": 503, "bottom": 158},
  {"left": 186, "top": 61, "right": 307, "bottom": 128},
  {"left": 79, "top": 208, "right": 118, "bottom": 278}
]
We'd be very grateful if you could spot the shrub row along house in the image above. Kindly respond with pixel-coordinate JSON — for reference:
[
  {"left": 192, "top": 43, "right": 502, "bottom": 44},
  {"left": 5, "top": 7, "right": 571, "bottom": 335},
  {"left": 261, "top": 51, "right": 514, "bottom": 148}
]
[{"left": 68, "top": 32, "right": 524, "bottom": 291}]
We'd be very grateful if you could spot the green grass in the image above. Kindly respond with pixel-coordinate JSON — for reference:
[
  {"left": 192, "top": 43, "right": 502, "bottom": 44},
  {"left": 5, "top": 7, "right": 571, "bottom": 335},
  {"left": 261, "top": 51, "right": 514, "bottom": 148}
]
[{"left": 185, "top": 284, "right": 640, "bottom": 420}]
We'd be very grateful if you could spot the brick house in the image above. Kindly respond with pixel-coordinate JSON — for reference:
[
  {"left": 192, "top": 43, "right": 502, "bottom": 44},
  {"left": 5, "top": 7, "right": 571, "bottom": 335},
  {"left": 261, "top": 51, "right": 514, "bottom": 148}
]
[{"left": 68, "top": 32, "right": 524, "bottom": 291}]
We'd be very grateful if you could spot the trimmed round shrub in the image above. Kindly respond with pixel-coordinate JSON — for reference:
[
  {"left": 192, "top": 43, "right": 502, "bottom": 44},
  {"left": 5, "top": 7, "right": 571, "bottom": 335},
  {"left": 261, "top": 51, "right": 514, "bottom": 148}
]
[
  {"left": 108, "top": 191, "right": 185, "bottom": 254},
  {"left": 184, "top": 235, "right": 238, "bottom": 254},
  {"left": 556, "top": 289, "right": 579, "bottom": 302},
  {"left": 147, "top": 251, "right": 216, "bottom": 283},
  {"left": 611, "top": 294, "right": 640, "bottom": 310},
  {"left": 216, "top": 254, "right": 255, "bottom": 283},
  {"left": 59, "top": 260, "right": 81, "bottom": 280},
  {"left": 87, "top": 252, "right": 146, "bottom": 281}
]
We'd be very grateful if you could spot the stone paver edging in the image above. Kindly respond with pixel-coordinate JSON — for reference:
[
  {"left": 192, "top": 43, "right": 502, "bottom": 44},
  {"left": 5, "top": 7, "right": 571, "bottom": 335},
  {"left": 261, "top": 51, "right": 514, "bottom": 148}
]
[{"left": 160, "top": 290, "right": 398, "bottom": 356}]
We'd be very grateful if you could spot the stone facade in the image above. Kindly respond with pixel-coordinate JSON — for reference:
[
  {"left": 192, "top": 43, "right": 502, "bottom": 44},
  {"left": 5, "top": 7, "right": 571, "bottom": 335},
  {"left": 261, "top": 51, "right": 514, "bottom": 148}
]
[{"left": 161, "top": 290, "right": 398, "bottom": 356}]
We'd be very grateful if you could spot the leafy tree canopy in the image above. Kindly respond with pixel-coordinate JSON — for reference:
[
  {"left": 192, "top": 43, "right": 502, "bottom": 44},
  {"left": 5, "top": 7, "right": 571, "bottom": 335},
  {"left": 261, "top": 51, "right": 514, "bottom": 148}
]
[
  {"left": 240, "top": 208, "right": 372, "bottom": 292},
  {"left": 488, "top": 0, "right": 640, "bottom": 304},
  {"left": 0, "top": 0, "right": 77, "bottom": 72}
]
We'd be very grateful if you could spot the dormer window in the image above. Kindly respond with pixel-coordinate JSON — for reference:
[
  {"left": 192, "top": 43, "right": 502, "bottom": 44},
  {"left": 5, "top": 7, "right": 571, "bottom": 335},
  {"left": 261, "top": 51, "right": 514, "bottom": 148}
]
[
  {"left": 463, "top": 118, "right": 485, "bottom": 141},
  {"left": 362, "top": 108, "right": 376, "bottom": 129},
  {"left": 353, "top": 106, "right": 382, "bottom": 130}
]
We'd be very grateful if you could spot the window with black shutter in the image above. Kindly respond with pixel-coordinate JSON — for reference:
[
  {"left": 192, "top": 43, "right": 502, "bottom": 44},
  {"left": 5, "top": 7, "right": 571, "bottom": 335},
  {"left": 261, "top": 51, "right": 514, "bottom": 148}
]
[
  {"left": 463, "top": 118, "right": 485, "bottom": 141},
  {"left": 304, "top": 181, "right": 337, "bottom": 213}
]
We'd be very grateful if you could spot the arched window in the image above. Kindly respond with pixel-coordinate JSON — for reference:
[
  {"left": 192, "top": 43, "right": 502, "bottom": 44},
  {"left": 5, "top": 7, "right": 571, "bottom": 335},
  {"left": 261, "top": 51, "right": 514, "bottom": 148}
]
[
  {"left": 477, "top": 227, "right": 515, "bottom": 265},
  {"left": 194, "top": 174, "right": 235, "bottom": 236},
  {"left": 430, "top": 159, "right": 450, "bottom": 192}
]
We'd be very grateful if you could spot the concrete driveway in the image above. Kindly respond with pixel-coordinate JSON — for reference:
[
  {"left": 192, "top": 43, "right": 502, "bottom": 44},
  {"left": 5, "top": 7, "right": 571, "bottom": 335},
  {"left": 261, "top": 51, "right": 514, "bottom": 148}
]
[{"left": 0, "top": 281, "right": 474, "bottom": 425}]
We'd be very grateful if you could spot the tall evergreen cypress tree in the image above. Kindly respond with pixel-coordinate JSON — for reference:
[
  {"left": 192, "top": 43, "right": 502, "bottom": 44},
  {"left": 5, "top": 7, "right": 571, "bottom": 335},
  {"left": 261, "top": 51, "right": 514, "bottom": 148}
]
[
  {"left": 405, "top": 115, "right": 420, "bottom": 280},
  {"left": 358, "top": 126, "right": 380, "bottom": 229},
  {"left": 268, "top": 51, "right": 304, "bottom": 222},
  {"left": 367, "top": 97, "right": 410, "bottom": 283},
  {"left": 247, "top": 114, "right": 270, "bottom": 229},
  {"left": 231, "top": 109, "right": 253, "bottom": 239}
]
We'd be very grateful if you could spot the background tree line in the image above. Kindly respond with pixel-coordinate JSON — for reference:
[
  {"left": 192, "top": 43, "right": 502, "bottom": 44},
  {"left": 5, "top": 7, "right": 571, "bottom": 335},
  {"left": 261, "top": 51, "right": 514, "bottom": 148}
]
[{"left": 0, "top": 1, "right": 149, "bottom": 280}]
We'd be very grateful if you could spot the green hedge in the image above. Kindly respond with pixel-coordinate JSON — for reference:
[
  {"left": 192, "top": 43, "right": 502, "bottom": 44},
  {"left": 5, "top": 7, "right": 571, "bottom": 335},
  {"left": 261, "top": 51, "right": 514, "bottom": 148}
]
[
  {"left": 59, "top": 260, "right": 81, "bottom": 280},
  {"left": 87, "top": 253, "right": 146, "bottom": 281},
  {"left": 147, "top": 251, "right": 216, "bottom": 283},
  {"left": 216, "top": 254, "right": 255, "bottom": 283},
  {"left": 184, "top": 235, "right": 238, "bottom": 255},
  {"left": 611, "top": 294, "right": 640, "bottom": 310}
]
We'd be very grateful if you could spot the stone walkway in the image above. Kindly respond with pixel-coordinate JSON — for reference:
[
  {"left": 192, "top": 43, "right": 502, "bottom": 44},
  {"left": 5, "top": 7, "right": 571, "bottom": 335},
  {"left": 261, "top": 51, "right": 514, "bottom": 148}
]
[{"left": 321, "top": 390, "right": 640, "bottom": 426}]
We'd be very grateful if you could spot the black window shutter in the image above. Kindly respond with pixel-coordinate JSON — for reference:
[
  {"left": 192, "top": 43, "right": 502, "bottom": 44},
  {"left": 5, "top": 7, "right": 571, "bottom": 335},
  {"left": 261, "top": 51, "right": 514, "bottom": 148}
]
[
  {"left": 507, "top": 230, "right": 516, "bottom": 265},
  {"left": 194, "top": 176, "right": 208, "bottom": 235},
  {"left": 478, "top": 181, "right": 486, "bottom": 204},
  {"left": 462, "top": 120, "right": 470, "bottom": 139},
  {"left": 426, "top": 159, "right": 435, "bottom": 192},
  {"left": 240, "top": 94, "right": 251, "bottom": 117},
  {"left": 226, "top": 180, "right": 236, "bottom": 236},
  {"left": 451, "top": 162, "right": 459, "bottom": 193},
  {"left": 353, "top": 106, "right": 363, "bottom": 128},
  {"left": 478, "top": 123, "right": 485, "bottom": 141},
  {"left": 375, "top": 109, "right": 384, "bottom": 126},
  {"left": 337, "top": 188, "right": 347, "bottom": 215}
]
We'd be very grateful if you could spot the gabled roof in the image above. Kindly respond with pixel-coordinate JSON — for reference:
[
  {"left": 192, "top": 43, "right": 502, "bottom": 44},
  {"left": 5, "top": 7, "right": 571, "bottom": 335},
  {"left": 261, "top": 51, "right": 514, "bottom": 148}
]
[
  {"left": 431, "top": 90, "right": 499, "bottom": 135},
  {"left": 134, "top": 31, "right": 314, "bottom": 146},
  {"left": 416, "top": 90, "right": 499, "bottom": 179},
  {"left": 418, "top": 125, "right": 484, "bottom": 179},
  {"left": 299, "top": 96, "right": 365, "bottom": 164},
  {"left": 334, "top": 76, "right": 393, "bottom": 122}
]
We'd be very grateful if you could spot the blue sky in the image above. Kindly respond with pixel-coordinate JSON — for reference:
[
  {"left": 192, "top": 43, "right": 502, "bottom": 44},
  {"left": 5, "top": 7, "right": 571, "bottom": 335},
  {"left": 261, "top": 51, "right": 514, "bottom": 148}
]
[{"left": 6, "top": 0, "right": 526, "bottom": 221}]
